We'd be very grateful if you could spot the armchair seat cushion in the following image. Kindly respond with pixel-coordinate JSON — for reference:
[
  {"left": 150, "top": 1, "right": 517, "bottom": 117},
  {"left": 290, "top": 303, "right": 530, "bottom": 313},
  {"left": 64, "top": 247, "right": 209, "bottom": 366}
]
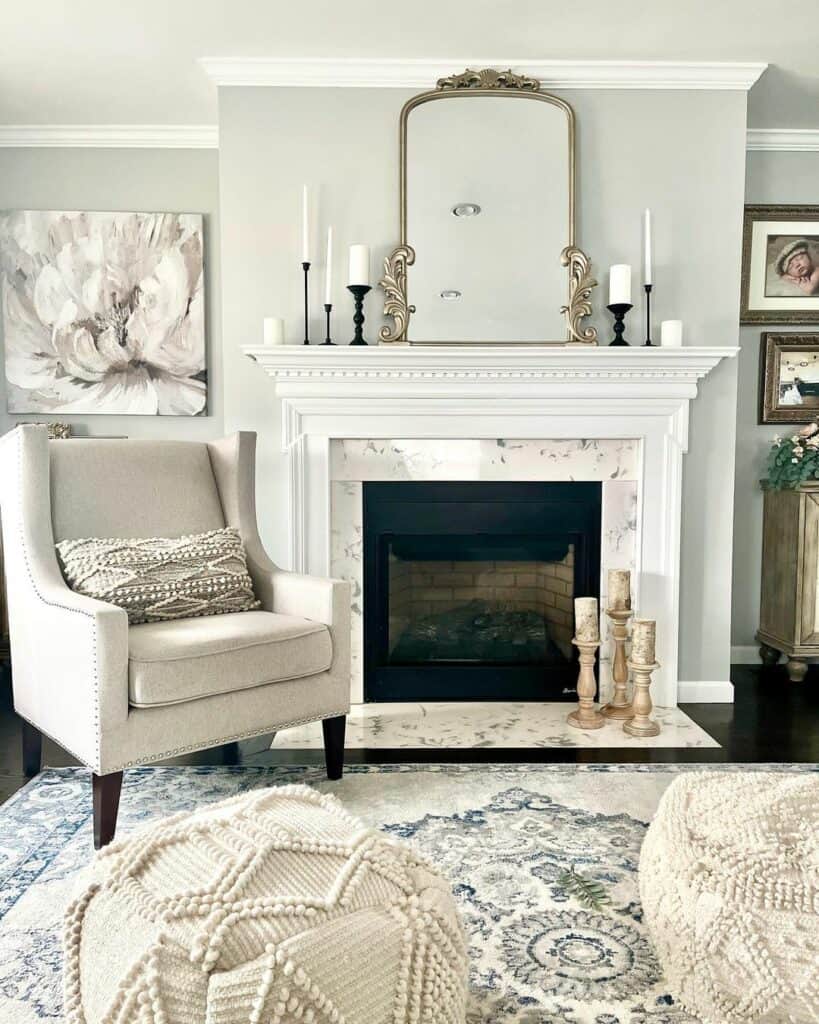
[{"left": 128, "top": 610, "right": 333, "bottom": 708}]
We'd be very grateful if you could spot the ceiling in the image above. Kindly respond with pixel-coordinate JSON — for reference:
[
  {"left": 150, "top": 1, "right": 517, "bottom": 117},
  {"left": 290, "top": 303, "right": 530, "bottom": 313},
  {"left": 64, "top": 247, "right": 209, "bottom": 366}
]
[{"left": 1, "top": 0, "right": 817, "bottom": 127}]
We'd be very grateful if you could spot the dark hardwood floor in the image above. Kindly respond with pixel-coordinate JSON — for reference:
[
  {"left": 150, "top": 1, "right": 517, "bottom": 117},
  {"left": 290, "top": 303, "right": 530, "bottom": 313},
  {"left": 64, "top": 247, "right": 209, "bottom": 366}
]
[{"left": 1, "top": 664, "right": 817, "bottom": 805}]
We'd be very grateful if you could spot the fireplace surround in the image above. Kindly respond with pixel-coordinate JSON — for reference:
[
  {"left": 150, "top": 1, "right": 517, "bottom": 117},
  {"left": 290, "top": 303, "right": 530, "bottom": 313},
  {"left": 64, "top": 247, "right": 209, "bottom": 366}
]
[{"left": 243, "top": 344, "right": 738, "bottom": 706}]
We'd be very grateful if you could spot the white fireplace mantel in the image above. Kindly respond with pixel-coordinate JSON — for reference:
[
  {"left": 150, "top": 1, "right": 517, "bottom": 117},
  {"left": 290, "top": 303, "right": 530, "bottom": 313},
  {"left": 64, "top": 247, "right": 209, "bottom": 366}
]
[
  {"left": 243, "top": 344, "right": 738, "bottom": 705},
  {"left": 243, "top": 345, "right": 737, "bottom": 445}
]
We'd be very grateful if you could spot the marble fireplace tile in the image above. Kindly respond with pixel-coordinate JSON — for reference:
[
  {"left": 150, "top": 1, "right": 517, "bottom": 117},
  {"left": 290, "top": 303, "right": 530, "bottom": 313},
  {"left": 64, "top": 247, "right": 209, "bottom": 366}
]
[
  {"left": 329, "top": 441, "right": 640, "bottom": 705},
  {"left": 331, "top": 481, "right": 364, "bottom": 692},
  {"left": 331, "top": 438, "right": 639, "bottom": 482},
  {"left": 271, "top": 702, "right": 720, "bottom": 750}
]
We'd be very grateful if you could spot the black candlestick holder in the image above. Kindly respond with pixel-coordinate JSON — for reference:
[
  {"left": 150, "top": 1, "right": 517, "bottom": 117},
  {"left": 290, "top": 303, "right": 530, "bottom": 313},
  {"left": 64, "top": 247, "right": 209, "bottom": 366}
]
[
  {"left": 347, "top": 284, "right": 371, "bottom": 345},
  {"left": 644, "top": 284, "right": 654, "bottom": 346},
  {"left": 607, "top": 302, "right": 633, "bottom": 346},
  {"left": 321, "top": 302, "right": 335, "bottom": 345},
  {"left": 301, "top": 261, "right": 311, "bottom": 345}
]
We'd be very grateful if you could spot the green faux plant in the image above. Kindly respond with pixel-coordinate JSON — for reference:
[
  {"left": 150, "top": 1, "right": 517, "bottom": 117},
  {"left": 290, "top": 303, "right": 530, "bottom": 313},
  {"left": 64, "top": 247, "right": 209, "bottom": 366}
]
[
  {"left": 766, "top": 422, "right": 819, "bottom": 490},
  {"left": 557, "top": 864, "right": 611, "bottom": 911}
]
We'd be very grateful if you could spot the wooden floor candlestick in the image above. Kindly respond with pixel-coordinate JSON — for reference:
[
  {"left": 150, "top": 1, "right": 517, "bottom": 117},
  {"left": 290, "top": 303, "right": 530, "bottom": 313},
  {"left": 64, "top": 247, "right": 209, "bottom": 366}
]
[
  {"left": 623, "top": 659, "right": 661, "bottom": 737},
  {"left": 601, "top": 608, "right": 633, "bottom": 719},
  {"left": 567, "top": 637, "right": 604, "bottom": 730}
]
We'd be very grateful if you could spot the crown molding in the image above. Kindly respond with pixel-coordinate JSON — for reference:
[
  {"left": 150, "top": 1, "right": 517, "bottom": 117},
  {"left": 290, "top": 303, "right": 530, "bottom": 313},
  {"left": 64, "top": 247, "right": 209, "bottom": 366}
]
[
  {"left": 200, "top": 58, "right": 767, "bottom": 91},
  {"left": 746, "top": 128, "right": 819, "bottom": 152},
  {"left": 0, "top": 124, "right": 218, "bottom": 149}
]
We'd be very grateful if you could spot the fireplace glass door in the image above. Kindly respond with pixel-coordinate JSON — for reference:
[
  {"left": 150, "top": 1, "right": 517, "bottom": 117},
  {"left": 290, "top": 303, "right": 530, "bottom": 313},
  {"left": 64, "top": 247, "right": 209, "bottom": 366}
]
[{"left": 363, "top": 481, "right": 601, "bottom": 701}]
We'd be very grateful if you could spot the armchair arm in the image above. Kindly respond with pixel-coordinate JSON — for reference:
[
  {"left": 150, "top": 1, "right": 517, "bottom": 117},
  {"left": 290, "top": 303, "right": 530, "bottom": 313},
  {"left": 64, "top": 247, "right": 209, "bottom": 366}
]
[
  {"left": 269, "top": 570, "right": 350, "bottom": 628},
  {"left": 0, "top": 427, "right": 129, "bottom": 771}
]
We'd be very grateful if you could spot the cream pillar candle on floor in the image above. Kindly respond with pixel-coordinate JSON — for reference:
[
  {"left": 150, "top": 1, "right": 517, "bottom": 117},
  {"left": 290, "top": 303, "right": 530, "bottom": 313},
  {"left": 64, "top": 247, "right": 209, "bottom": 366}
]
[
  {"left": 607, "top": 569, "right": 631, "bottom": 611},
  {"left": 263, "top": 317, "right": 285, "bottom": 345},
  {"left": 574, "top": 597, "right": 599, "bottom": 642},
  {"left": 632, "top": 618, "right": 656, "bottom": 664}
]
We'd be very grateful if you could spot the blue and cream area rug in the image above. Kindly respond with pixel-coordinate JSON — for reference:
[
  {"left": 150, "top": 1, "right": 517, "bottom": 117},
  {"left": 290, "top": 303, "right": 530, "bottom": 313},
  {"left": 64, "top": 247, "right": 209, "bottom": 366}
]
[{"left": 0, "top": 763, "right": 813, "bottom": 1024}]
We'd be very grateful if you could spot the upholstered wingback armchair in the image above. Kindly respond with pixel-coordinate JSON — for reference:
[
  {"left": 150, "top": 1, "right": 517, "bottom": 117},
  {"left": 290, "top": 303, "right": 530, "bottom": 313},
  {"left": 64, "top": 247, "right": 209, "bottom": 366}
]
[{"left": 0, "top": 425, "right": 351, "bottom": 847}]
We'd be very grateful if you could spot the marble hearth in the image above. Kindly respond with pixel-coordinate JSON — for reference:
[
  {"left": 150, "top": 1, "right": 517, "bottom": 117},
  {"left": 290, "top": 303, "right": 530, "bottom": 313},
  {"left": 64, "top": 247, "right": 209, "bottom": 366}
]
[{"left": 244, "top": 345, "right": 739, "bottom": 707}]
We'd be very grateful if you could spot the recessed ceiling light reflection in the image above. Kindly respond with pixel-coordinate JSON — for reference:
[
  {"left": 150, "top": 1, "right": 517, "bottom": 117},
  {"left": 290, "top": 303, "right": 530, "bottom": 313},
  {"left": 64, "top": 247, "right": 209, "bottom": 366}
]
[
  {"left": 440, "top": 290, "right": 462, "bottom": 300},
  {"left": 451, "top": 203, "right": 481, "bottom": 217}
]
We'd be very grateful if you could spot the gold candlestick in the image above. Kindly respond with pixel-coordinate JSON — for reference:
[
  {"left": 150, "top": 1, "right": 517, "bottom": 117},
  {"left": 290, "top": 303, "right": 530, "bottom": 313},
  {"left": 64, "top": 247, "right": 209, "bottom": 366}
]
[
  {"left": 567, "top": 637, "right": 604, "bottom": 730},
  {"left": 623, "top": 658, "right": 661, "bottom": 737},
  {"left": 601, "top": 608, "right": 634, "bottom": 719}
]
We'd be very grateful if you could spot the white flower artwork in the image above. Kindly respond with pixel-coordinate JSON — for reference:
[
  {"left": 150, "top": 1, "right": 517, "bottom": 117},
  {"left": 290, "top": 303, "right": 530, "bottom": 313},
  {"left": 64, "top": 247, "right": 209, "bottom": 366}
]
[{"left": 0, "top": 210, "right": 206, "bottom": 415}]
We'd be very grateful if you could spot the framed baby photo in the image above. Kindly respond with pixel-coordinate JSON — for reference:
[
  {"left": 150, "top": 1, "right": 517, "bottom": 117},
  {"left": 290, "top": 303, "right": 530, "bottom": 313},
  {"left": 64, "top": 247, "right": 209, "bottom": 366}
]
[
  {"left": 741, "top": 205, "right": 819, "bottom": 324},
  {"left": 758, "top": 333, "right": 819, "bottom": 424}
]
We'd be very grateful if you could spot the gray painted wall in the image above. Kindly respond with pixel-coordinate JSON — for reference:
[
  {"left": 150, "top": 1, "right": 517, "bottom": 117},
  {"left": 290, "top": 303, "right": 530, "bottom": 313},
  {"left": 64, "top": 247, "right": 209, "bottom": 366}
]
[
  {"left": 218, "top": 86, "right": 748, "bottom": 684},
  {"left": 732, "top": 149, "right": 819, "bottom": 650},
  {"left": 0, "top": 147, "right": 222, "bottom": 441}
]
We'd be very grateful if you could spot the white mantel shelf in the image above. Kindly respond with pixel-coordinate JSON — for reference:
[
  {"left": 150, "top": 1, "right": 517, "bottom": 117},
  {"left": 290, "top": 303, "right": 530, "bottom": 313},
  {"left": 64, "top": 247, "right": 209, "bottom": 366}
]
[{"left": 244, "top": 344, "right": 737, "bottom": 386}]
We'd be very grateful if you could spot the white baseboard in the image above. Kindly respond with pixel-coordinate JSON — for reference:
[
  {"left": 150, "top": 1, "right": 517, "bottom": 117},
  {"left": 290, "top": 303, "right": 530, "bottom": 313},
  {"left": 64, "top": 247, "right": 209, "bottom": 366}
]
[
  {"left": 678, "top": 680, "right": 734, "bottom": 703},
  {"left": 731, "top": 645, "right": 761, "bottom": 664}
]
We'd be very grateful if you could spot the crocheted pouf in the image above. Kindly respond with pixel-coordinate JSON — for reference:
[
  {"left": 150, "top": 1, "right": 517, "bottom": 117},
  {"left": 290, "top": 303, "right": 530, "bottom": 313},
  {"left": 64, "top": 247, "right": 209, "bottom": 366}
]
[
  {"left": 63, "top": 784, "right": 468, "bottom": 1024},
  {"left": 639, "top": 771, "right": 819, "bottom": 1024}
]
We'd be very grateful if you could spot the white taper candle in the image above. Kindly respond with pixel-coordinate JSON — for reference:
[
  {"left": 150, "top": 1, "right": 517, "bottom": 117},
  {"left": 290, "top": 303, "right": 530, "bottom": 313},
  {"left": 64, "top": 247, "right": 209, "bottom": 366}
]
[
  {"left": 643, "top": 209, "right": 653, "bottom": 286},
  {"left": 324, "top": 226, "right": 333, "bottom": 305},
  {"left": 301, "top": 185, "right": 309, "bottom": 263}
]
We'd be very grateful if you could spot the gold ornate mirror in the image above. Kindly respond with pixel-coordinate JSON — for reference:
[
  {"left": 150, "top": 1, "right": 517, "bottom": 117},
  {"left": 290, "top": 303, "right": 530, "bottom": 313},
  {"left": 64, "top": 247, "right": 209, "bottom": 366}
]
[{"left": 379, "top": 68, "right": 597, "bottom": 346}]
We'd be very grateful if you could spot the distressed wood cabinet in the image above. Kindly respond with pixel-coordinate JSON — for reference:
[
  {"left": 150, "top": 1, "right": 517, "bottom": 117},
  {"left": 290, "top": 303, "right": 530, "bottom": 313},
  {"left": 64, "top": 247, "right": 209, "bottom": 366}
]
[{"left": 758, "top": 483, "right": 819, "bottom": 681}]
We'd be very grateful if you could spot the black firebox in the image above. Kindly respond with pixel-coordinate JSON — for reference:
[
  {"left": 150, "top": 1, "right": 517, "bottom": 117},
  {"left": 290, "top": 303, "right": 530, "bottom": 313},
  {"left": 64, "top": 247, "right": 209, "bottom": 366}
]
[{"left": 363, "top": 481, "right": 601, "bottom": 701}]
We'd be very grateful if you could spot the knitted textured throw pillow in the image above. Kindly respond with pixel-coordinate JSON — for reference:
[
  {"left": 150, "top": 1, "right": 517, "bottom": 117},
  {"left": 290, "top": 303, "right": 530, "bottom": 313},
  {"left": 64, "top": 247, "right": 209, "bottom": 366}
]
[{"left": 56, "top": 527, "right": 260, "bottom": 624}]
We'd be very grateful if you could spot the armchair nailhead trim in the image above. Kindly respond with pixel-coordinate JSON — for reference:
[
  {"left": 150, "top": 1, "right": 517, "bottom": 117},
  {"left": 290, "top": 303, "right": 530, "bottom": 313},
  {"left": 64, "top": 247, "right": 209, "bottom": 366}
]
[{"left": 14, "top": 430, "right": 103, "bottom": 772}]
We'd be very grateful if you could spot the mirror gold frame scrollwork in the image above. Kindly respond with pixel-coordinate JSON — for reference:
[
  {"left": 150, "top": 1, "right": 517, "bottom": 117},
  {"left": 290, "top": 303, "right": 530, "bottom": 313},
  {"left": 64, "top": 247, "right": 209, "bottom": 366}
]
[{"left": 379, "top": 68, "right": 598, "bottom": 345}]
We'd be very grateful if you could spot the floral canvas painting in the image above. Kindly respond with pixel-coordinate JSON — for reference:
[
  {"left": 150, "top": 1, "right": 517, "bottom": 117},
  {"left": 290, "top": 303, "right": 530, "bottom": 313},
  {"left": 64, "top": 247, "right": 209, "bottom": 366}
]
[{"left": 0, "top": 210, "right": 206, "bottom": 415}]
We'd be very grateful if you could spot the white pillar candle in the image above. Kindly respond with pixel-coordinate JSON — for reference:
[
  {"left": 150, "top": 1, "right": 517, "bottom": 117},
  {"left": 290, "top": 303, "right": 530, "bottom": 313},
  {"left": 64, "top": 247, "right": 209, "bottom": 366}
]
[
  {"left": 609, "top": 264, "right": 632, "bottom": 305},
  {"left": 324, "top": 226, "right": 333, "bottom": 305},
  {"left": 348, "top": 244, "right": 370, "bottom": 287},
  {"left": 632, "top": 619, "right": 656, "bottom": 665},
  {"left": 301, "top": 185, "right": 310, "bottom": 263},
  {"left": 660, "top": 320, "right": 683, "bottom": 347},
  {"left": 608, "top": 569, "right": 631, "bottom": 611},
  {"left": 643, "top": 209, "right": 653, "bottom": 286},
  {"left": 263, "top": 317, "right": 285, "bottom": 346},
  {"left": 574, "top": 597, "right": 599, "bottom": 643}
]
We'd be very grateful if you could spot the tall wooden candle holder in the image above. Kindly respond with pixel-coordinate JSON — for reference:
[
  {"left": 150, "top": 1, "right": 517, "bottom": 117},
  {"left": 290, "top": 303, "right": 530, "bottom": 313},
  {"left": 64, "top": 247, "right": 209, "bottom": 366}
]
[
  {"left": 601, "top": 608, "right": 633, "bottom": 719},
  {"left": 567, "top": 638, "right": 604, "bottom": 730},
  {"left": 623, "top": 659, "right": 661, "bottom": 737}
]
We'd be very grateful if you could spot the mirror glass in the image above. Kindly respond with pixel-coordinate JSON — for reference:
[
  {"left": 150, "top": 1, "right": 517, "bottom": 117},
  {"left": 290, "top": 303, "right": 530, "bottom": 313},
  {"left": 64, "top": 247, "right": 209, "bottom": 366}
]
[{"left": 405, "top": 95, "right": 571, "bottom": 343}]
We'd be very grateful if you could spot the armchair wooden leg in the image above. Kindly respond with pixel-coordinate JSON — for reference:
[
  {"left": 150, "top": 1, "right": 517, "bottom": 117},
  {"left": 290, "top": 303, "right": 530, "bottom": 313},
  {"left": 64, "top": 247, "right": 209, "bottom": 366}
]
[
  {"left": 93, "top": 772, "right": 123, "bottom": 850},
  {"left": 21, "top": 719, "right": 42, "bottom": 779},
  {"left": 322, "top": 715, "right": 346, "bottom": 781}
]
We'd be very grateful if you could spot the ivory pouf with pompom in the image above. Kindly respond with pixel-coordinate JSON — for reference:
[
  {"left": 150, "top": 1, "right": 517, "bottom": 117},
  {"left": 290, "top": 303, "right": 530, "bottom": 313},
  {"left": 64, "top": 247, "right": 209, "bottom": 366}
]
[
  {"left": 639, "top": 771, "right": 819, "bottom": 1024},
  {"left": 64, "top": 785, "right": 468, "bottom": 1024}
]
